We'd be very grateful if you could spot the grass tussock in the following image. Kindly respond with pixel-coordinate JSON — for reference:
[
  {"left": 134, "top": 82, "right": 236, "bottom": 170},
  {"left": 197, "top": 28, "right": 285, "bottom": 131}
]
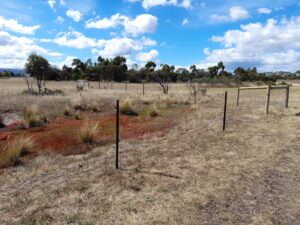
[
  {"left": 120, "top": 98, "right": 138, "bottom": 116},
  {"left": 79, "top": 121, "right": 100, "bottom": 144},
  {"left": 149, "top": 104, "right": 159, "bottom": 117},
  {"left": 0, "top": 136, "right": 35, "bottom": 168},
  {"left": 75, "top": 111, "right": 83, "bottom": 120},
  {"left": 20, "top": 105, "right": 43, "bottom": 128},
  {"left": 71, "top": 95, "right": 85, "bottom": 110},
  {"left": 64, "top": 105, "right": 72, "bottom": 116}
]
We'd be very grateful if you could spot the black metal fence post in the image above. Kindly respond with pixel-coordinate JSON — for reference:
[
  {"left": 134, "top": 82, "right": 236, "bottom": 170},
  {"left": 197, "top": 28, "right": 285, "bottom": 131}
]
[
  {"left": 116, "top": 100, "right": 119, "bottom": 169},
  {"left": 223, "top": 91, "right": 227, "bottom": 131}
]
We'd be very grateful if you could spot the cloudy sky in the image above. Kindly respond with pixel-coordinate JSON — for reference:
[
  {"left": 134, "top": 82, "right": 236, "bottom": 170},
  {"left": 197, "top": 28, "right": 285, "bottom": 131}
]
[{"left": 0, "top": 0, "right": 300, "bottom": 72}]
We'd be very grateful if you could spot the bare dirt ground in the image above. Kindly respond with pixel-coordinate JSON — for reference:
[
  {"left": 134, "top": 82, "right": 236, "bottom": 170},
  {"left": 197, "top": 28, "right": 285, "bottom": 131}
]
[{"left": 0, "top": 78, "right": 299, "bottom": 225}]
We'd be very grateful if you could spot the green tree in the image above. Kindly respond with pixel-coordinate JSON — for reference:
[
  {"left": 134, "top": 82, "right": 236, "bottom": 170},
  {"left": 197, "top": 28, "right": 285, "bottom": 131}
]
[{"left": 25, "top": 53, "right": 50, "bottom": 93}]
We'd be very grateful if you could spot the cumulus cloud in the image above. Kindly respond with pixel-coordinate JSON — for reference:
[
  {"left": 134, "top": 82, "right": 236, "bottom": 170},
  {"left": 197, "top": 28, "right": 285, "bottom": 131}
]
[
  {"left": 0, "top": 31, "right": 62, "bottom": 68},
  {"left": 204, "top": 16, "right": 300, "bottom": 71},
  {"left": 66, "top": 9, "right": 83, "bottom": 22},
  {"left": 124, "top": 14, "right": 158, "bottom": 36},
  {"left": 45, "top": 30, "right": 156, "bottom": 59},
  {"left": 211, "top": 6, "right": 249, "bottom": 22},
  {"left": 86, "top": 13, "right": 158, "bottom": 37},
  {"left": 136, "top": 49, "right": 159, "bottom": 61},
  {"left": 258, "top": 8, "right": 272, "bottom": 14},
  {"left": 0, "top": 16, "right": 40, "bottom": 35},
  {"left": 127, "top": 0, "right": 192, "bottom": 10}
]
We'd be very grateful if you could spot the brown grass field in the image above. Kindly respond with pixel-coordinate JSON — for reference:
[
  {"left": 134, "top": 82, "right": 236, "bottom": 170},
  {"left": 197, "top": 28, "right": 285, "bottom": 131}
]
[{"left": 0, "top": 78, "right": 299, "bottom": 225}]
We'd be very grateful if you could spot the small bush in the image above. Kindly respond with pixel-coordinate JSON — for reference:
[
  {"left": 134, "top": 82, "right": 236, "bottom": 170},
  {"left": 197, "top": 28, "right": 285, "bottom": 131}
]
[
  {"left": 149, "top": 104, "right": 159, "bottom": 117},
  {"left": 64, "top": 105, "right": 72, "bottom": 116},
  {"left": 120, "top": 98, "right": 138, "bottom": 116},
  {"left": 0, "top": 136, "right": 36, "bottom": 168},
  {"left": 279, "top": 81, "right": 288, "bottom": 86},
  {"left": 21, "top": 105, "right": 43, "bottom": 128},
  {"left": 79, "top": 121, "right": 100, "bottom": 144}
]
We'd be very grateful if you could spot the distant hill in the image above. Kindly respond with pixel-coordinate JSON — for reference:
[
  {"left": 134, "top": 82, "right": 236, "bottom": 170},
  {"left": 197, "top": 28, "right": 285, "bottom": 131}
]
[{"left": 0, "top": 68, "right": 25, "bottom": 76}]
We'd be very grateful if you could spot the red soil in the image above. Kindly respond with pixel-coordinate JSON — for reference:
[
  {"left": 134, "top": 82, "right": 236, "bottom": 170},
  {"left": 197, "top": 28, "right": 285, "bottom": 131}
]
[{"left": 0, "top": 108, "right": 183, "bottom": 156}]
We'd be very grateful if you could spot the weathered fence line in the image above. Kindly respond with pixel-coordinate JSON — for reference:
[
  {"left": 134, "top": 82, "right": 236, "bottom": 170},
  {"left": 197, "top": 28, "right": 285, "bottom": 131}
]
[{"left": 237, "top": 85, "right": 290, "bottom": 114}]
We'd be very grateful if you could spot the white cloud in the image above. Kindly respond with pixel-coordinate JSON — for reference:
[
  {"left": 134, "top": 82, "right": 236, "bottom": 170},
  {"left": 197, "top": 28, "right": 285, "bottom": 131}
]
[
  {"left": 229, "top": 6, "right": 250, "bottom": 21},
  {"left": 86, "top": 13, "right": 158, "bottom": 37},
  {"left": 0, "top": 16, "right": 40, "bottom": 35},
  {"left": 60, "top": 0, "right": 66, "bottom": 5},
  {"left": 204, "top": 16, "right": 300, "bottom": 71},
  {"left": 55, "top": 16, "right": 65, "bottom": 24},
  {"left": 51, "top": 55, "right": 76, "bottom": 68},
  {"left": 0, "top": 31, "right": 62, "bottom": 68},
  {"left": 48, "top": 0, "right": 56, "bottom": 9},
  {"left": 258, "top": 8, "right": 272, "bottom": 14},
  {"left": 66, "top": 9, "right": 83, "bottom": 22},
  {"left": 53, "top": 30, "right": 104, "bottom": 49},
  {"left": 182, "top": 18, "right": 189, "bottom": 26},
  {"left": 211, "top": 6, "right": 249, "bottom": 22},
  {"left": 127, "top": 0, "right": 192, "bottom": 10},
  {"left": 85, "top": 13, "right": 125, "bottom": 29},
  {"left": 136, "top": 49, "right": 159, "bottom": 61},
  {"left": 124, "top": 14, "right": 158, "bottom": 36},
  {"left": 47, "top": 29, "right": 155, "bottom": 59},
  {"left": 141, "top": 37, "right": 157, "bottom": 46}
]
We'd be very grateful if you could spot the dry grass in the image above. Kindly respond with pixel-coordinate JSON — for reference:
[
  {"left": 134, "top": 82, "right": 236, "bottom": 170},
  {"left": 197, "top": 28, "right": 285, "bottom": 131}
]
[
  {"left": 0, "top": 136, "right": 35, "bottom": 168},
  {"left": 79, "top": 120, "right": 100, "bottom": 143},
  {"left": 0, "top": 78, "right": 300, "bottom": 225},
  {"left": 120, "top": 98, "right": 138, "bottom": 115},
  {"left": 149, "top": 104, "right": 159, "bottom": 117},
  {"left": 20, "top": 104, "right": 43, "bottom": 128},
  {"left": 63, "top": 105, "right": 72, "bottom": 116}
]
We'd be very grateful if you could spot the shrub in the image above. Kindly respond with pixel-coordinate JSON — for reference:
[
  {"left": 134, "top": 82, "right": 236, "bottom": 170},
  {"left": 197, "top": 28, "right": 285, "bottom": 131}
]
[
  {"left": 149, "top": 104, "right": 159, "bottom": 117},
  {"left": 64, "top": 105, "right": 72, "bottom": 116},
  {"left": 120, "top": 98, "right": 138, "bottom": 116},
  {"left": 79, "top": 121, "right": 100, "bottom": 144},
  {"left": 21, "top": 105, "right": 43, "bottom": 128},
  {"left": 0, "top": 136, "right": 36, "bottom": 168}
]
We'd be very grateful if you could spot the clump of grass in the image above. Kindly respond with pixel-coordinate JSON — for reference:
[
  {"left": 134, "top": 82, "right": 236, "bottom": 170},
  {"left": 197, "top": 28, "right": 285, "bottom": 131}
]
[
  {"left": 20, "top": 105, "right": 43, "bottom": 128},
  {"left": 79, "top": 121, "right": 100, "bottom": 144},
  {"left": 75, "top": 111, "right": 83, "bottom": 120},
  {"left": 120, "top": 98, "right": 138, "bottom": 116},
  {"left": 91, "top": 101, "right": 98, "bottom": 112},
  {"left": 64, "top": 105, "right": 72, "bottom": 116},
  {"left": 0, "top": 136, "right": 36, "bottom": 168},
  {"left": 71, "top": 95, "right": 85, "bottom": 110},
  {"left": 149, "top": 104, "right": 159, "bottom": 117}
]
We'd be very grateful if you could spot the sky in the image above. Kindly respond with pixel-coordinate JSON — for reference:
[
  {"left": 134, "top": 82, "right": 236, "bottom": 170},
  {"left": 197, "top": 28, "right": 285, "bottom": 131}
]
[{"left": 0, "top": 0, "right": 300, "bottom": 72}]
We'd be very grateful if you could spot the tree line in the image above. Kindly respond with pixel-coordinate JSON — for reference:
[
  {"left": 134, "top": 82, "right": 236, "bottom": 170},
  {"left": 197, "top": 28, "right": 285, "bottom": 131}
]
[{"left": 24, "top": 53, "right": 287, "bottom": 86}]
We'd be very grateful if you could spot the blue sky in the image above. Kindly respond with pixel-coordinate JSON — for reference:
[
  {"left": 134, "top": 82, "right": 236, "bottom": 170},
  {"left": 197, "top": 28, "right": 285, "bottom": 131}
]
[{"left": 0, "top": 0, "right": 300, "bottom": 71}]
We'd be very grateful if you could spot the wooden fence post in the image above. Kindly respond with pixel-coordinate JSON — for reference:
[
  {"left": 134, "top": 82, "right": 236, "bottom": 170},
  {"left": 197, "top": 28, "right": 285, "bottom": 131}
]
[
  {"left": 125, "top": 82, "right": 127, "bottom": 93},
  {"left": 111, "top": 82, "right": 113, "bottom": 89},
  {"left": 237, "top": 87, "right": 240, "bottom": 106},
  {"left": 116, "top": 100, "right": 119, "bottom": 169},
  {"left": 223, "top": 91, "right": 228, "bottom": 131},
  {"left": 98, "top": 80, "right": 101, "bottom": 89},
  {"left": 142, "top": 82, "right": 145, "bottom": 96},
  {"left": 265, "top": 85, "right": 271, "bottom": 114},
  {"left": 285, "top": 85, "right": 290, "bottom": 108},
  {"left": 194, "top": 90, "right": 197, "bottom": 104}
]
